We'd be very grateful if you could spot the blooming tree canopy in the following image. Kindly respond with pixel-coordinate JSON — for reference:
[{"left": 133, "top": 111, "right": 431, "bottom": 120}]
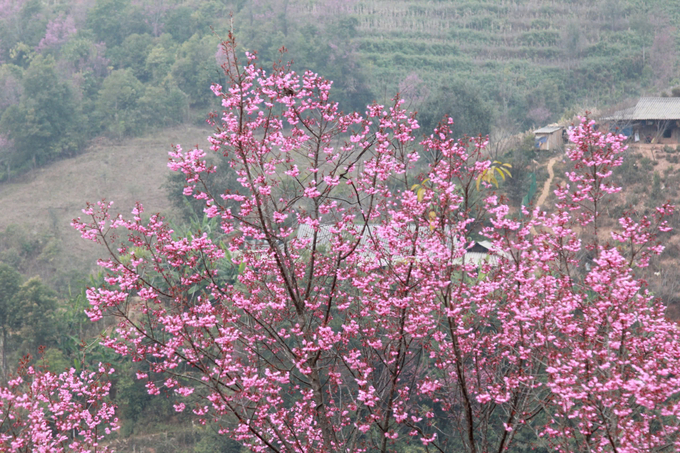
[
  {"left": 0, "top": 356, "right": 117, "bottom": 452},
  {"left": 67, "top": 36, "right": 680, "bottom": 453}
]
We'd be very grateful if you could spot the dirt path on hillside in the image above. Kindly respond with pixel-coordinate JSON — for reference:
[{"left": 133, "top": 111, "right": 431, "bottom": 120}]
[
  {"left": 529, "top": 155, "right": 560, "bottom": 236},
  {"left": 536, "top": 155, "right": 560, "bottom": 209}
]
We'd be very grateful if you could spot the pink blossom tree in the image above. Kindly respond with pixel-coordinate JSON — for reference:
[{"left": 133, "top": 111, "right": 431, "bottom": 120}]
[
  {"left": 0, "top": 356, "right": 118, "bottom": 452},
  {"left": 36, "top": 13, "right": 77, "bottom": 53},
  {"left": 69, "top": 36, "right": 680, "bottom": 452}
]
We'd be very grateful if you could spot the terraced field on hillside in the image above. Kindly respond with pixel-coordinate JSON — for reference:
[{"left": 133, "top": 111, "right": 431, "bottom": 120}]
[{"left": 286, "top": 0, "right": 680, "bottom": 128}]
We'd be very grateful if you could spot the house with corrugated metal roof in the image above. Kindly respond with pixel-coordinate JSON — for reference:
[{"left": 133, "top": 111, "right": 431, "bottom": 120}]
[{"left": 603, "top": 97, "right": 680, "bottom": 144}]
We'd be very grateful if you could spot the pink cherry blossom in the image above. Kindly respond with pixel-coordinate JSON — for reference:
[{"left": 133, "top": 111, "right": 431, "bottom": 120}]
[
  {"left": 66, "top": 35, "right": 680, "bottom": 453},
  {"left": 0, "top": 359, "right": 118, "bottom": 452}
]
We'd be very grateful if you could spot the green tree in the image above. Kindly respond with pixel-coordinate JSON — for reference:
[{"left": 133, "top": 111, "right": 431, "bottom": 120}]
[
  {"left": 419, "top": 79, "right": 493, "bottom": 139},
  {"left": 116, "top": 363, "right": 153, "bottom": 433},
  {"left": 109, "top": 33, "right": 155, "bottom": 82},
  {"left": 235, "top": 5, "right": 374, "bottom": 113},
  {"left": 0, "top": 64, "right": 23, "bottom": 115},
  {"left": 59, "top": 35, "right": 109, "bottom": 81},
  {"left": 187, "top": 0, "right": 229, "bottom": 37},
  {"left": 40, "top": 347, "right": 70, "bottom": 374},
  {"left": 287, "top": 18, "right": 374, "bottom": 112},
  {"left": 172, "top": 33, "right": 222, "bottom": 107},
  {"left": 163, "top": 6, "right": 197, "bottom": 44},
  {"left": 145, "top": 38, "right": 176, "bottom": 83},
  {"left": 15, "top": 278, "right": 57, "bottom": 351},
  {"left": 96, "top": 68, "right": 145, "bottom": 137},
  {"left": 0, "top": 0, "right": 46, "bottom": 62},
  {"left": 0, "top": 263, "right": 21, "bottom": 376},
  {"left": 0, "top": 55, "right": 83, "bottom": 168},
  {"left": 137, "top": 84, "right": 189, "bottom": 127},
  {"left": 505, "top": 134, "right": 538, "bottom": 208},
  {"left": 87, "top": 0, "right": 150, "bottom": 47}
]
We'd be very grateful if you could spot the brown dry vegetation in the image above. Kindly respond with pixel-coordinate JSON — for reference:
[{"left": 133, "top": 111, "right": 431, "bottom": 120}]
[{"left": 0, "top": 124, "right": 212, "bottom": 288}]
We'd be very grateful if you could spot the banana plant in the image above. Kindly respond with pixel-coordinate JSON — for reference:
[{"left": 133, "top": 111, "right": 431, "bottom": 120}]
[
  {"left": 411, "top": 179, "right": 440, "bottom": 230},
  {"left": 476, "top": 161, "right": 512, "bottom": 190}
]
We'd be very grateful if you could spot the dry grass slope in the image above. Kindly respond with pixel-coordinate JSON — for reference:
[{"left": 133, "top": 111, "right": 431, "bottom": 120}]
[{"left": 0, "top": 124, "right": 213, "bottom": 281}]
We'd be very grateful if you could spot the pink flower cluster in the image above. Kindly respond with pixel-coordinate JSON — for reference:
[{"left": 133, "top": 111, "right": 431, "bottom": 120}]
[{"left": 0, "top": 362, "right": 118, "bottom": 452}]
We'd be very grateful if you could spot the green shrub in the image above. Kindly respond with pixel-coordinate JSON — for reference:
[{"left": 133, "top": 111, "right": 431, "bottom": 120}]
[{"left": 640, "top": 157, "right": 653, "bottom": 171}]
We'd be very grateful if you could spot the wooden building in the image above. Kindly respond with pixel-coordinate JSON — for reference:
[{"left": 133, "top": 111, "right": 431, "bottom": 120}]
[
  {"left": 604, "top": 97, "right": 680, "bottom": 144},
  {"left": 534, "top": 125, "right": 564, "bottom": 151}
]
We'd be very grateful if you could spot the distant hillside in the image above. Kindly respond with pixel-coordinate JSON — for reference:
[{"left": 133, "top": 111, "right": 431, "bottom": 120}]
[
  {"left": 0, "top": 125, "right": 211, "bottom": 291},
  {"left": 234, "top": 0, "right": 680, "bottom": 131},
  {"left": 1, "top": 0, "right": 678, "bottom": 182}
]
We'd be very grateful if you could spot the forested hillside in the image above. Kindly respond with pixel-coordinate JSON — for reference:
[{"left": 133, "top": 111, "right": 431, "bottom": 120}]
[
  {"left": 1, "top": 0, "right": 679, "bottom": 179},
  {"left": 351, "top": 0, "right": 677, "bottom": 132}
]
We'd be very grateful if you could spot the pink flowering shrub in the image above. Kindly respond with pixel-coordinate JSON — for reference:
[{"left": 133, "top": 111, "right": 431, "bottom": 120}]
[
  {"left": 0, "top": 357, "right": 118, "bottom": 452},
  {"left": 70, "top": 36, "right": 680, "bottom": 452}
]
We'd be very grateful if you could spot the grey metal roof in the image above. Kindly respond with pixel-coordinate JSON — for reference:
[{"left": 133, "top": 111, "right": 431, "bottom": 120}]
[
  {"left": 534, "top": 125, "right": 562, "bottom": 135},
  {"left": 633, "top": 97, "right": 680, "bottom": 119},
  {"left": 602, "top": 107, "right": 635, "bottom": 121},
  {"left": 607, "top": 97, "right": 680, "bottom": 121},
  {"left": 296, "top": 224, "right": 335, "bottom": 247}
]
